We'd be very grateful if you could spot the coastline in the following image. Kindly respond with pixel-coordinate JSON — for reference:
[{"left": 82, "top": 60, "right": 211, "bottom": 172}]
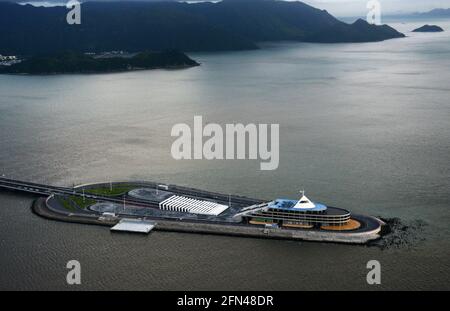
[
  {"left": 0, "top": 63, "right": 200, "bottom": 76},
  {"left": 30, "top": 187, "right": 384, "bottom": 245}
]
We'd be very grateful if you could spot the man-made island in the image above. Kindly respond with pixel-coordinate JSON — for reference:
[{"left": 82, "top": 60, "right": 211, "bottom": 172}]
[
  {"left": 0, "top": 177, "right": 385, "bottom": 244},
  {"left": 413, "top": 25, "right": 444, "bottom": 32},
  {"left": 0, "top": 51, "right": 199, "bottom": 74}
]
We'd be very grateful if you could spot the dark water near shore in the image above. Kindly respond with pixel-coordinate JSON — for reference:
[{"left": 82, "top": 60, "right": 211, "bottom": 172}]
[{"left": 0, "top": 20, "right": 449, "bottom": 290}]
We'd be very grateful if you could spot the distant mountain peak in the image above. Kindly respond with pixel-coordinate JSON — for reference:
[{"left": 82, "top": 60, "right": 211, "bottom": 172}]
[
  {"left": 413, "top": 25, "right": 444, "bottom": 33},
  {"left": 428, "top": 8, "right": 450, "bottom": 13},
  {"left": 415, "top": 8, "right": 450, "bottom": 17},
  {"left": 353, "top": 18, "right": 367, "bottom": 24},
  {"left": 353, "top": 18, "right": 370, "bottom": 26}
]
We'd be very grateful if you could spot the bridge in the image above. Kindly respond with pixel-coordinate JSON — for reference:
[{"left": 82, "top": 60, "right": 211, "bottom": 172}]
[
  {"left": 0, "top": 177, "right": 161, "bottom": 209},
  {"left": 0, "top": 177, "right": 262, "bottom": 210}
]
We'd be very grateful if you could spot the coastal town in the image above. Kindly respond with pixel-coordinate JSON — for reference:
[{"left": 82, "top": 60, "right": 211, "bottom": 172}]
[{"left": 0, "top": 54, "right": 21, "bottom": 66}]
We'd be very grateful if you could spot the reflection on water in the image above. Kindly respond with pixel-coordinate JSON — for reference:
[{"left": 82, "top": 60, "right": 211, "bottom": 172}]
[{"left": 0, "top": 19, "right": 449, "bottom": 290}]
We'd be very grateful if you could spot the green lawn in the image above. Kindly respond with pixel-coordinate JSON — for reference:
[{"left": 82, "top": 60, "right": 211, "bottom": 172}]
[
  {"left": 58, "top": 196, "right": 77, "bottom": 212},
  {"left": 56, "top": 183, "right": 137, "bottom": 212},
  {"left": 84, "top": 184, "right": 136, "bottom": 196},
  {"left": 57, "top": 195, "right": 96, "bottom": 211},
  {"left": 70, "top": 195, "right": 96, "bottom": 209}
]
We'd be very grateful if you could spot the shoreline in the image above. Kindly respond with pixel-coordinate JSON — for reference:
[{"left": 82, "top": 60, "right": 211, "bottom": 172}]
[
  {"left": 31, "top": 189, "right": 384, "bottom": 245},
  {"left": 0, "top": 63, "right": 200, "bottom": 76},
  {"left": 0, "top": 177, "right": 384, "bottom": 245}
]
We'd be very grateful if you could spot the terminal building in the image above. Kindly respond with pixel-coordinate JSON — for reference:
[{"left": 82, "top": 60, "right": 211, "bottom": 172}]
[{"left": 242, "top": 192, "right": 355, "bottom": 230}]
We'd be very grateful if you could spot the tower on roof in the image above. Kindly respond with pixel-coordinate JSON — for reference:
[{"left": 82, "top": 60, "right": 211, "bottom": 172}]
[{"left": 293, "top": 190, "right": 316, "bottom": 209}]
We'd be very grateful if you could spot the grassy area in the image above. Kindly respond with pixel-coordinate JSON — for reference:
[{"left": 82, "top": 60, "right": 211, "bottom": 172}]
[
  {"left": 57, "top": 195, "right": 96, "bottom": 211},
  {"left": 57, "top": 196, "right": 77, "bottom": 212},
  {"left": 55, "top": 183, "right": 137, "bottom": 212},
  {"left": 69, "top": 195, "right": 96, "bottom": 209},
  {"left": 84, "top": 184, "right": 136, "bottom": 196}
]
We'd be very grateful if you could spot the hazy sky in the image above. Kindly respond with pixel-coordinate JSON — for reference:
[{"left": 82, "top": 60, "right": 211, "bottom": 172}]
[{"left": 302, "top": 0, "right": 450, "bottom": 16}]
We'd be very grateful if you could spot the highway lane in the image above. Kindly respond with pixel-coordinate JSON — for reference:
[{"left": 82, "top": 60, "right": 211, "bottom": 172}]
[
  {"left": 0, "top": 177, "right": 162, "bottom": 209},
  {"left": 0, "top": 177, "right": 261, "bottom": 211}
]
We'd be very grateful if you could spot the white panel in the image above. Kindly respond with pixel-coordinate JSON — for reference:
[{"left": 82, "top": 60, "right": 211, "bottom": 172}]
[{"left": 159, "top": 195, "right": 229, "bottom": 216}]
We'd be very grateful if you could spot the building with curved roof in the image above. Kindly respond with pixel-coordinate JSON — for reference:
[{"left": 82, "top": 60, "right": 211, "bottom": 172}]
[{"left": 243, "top": 192, "right": 352, "bottom": 229}]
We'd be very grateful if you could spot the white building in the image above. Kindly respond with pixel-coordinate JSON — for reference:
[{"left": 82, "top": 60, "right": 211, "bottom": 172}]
[{"left": 159, "top": 195, "right": 229, "bottom": 216}]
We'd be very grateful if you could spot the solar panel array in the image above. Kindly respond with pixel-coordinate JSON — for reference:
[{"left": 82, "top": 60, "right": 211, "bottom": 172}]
[{"left": 159, "top": 195, "right": 229, "bottom": 216}]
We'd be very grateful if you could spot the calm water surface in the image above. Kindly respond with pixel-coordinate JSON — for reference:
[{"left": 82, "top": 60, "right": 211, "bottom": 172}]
[{"left": 0, "top": 19, "right": 449, "bottom": 290}]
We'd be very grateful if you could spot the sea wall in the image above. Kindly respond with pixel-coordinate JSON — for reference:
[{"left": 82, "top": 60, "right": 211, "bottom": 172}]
[{"left": 33, "top": 197, "right": 382, "bottom": 245}]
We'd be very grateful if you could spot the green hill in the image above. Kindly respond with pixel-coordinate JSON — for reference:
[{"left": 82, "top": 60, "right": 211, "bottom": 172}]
[
  {"left": 0, "top": 1, "right": 405, "bottom": 55},
  {"left": 0, "top": 51, "right": 199, "bottom": 74}
]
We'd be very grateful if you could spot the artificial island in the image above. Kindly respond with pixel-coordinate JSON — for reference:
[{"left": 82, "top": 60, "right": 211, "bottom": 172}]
[{"left": 0, "top": 178, "right": 384, "bottom": 244}]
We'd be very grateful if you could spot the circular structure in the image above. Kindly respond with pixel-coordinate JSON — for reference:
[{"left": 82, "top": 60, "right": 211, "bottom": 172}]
[
  {"left": 243, "top": 197, "right": 351, "bottom": 228},
  {"left": 321, "top": 219, "right": 361, "bottom": 231},
  {"left": 128, "top": 188, "right": 173, "bottom": 201},
  {"left": 90, "top": 202, "right": 123, "bottom": 213}
]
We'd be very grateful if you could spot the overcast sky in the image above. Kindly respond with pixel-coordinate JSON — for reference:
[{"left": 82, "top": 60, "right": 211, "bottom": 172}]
[{"left": 5, "top": 0, "right": 450, "bottom": 17}]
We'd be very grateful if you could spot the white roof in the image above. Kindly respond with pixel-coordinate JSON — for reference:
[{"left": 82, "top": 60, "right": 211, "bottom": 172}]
[
  {"left": 159, "top": 195, "right": 229, "bottom": 216},
  {"left": 111, "top": 219, "right": 156, "bottom": 233},
  {"left": 293, "top": 194, "right": 316, "bottom": 209}
]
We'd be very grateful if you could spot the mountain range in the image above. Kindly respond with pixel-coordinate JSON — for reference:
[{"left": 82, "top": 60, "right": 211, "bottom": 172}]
[
  {"left": 413, "top": 8, "right": 450, "bottom": 17},
  {"left": 0, "top": 0, "right": 405, "bottom": 55}
]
